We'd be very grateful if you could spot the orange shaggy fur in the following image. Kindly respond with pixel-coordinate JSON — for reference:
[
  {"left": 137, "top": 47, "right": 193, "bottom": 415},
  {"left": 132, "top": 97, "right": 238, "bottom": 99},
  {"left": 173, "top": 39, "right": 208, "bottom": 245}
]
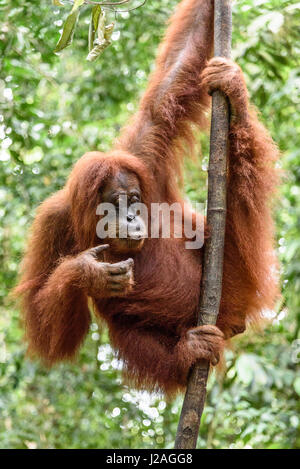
[{"left": 15, "top": 0, "right": 279, "bottom": 397}]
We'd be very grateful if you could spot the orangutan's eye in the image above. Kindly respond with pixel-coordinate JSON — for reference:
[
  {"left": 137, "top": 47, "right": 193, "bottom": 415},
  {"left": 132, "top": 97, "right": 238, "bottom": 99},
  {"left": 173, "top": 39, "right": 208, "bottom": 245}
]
[{"left": 131, "top": 195, "right": 140, "bottom": 204}]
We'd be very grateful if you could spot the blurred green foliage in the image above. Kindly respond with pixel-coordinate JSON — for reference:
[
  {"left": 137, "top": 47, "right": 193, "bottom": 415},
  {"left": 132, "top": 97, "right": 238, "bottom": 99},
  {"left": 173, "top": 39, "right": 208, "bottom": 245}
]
[{"left": 0, "top": 0, "right": 299, "bottom": 449}]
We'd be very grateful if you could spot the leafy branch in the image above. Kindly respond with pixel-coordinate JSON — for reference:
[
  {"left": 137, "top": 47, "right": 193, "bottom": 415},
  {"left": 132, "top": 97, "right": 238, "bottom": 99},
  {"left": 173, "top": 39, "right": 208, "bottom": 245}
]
[{"left": 52, "top": 0, "right": 147, "bottom": 61}]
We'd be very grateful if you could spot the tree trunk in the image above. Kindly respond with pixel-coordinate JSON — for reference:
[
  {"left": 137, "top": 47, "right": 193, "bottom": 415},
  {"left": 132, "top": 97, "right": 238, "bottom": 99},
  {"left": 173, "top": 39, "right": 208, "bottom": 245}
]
[{"left": 174, "top": 0, "right": 232, "bottom": 450}]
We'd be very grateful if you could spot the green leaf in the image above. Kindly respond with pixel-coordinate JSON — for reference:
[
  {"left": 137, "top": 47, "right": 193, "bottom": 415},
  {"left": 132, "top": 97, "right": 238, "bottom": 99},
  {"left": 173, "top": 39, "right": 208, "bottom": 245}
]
[
  {"left": 52, "top": 0, "right": 64, "bottom": 6},
  {"left": 54, "top": 10, "right": 79, "bottom": 52},
  {"left": 54, "top": 0, "right": 85, "bottom": 53},
  {"left": 88, "top": 5, "right": 102, "bottom": 52},
  {"left": 54, "top": 8, "right": 82, "bottom": 52},
  {"left": 71, "top": 0, "right": 85, "bottom": 13},
  {"left": 294, "top": 377, "right": 300, "bottom": 396}
]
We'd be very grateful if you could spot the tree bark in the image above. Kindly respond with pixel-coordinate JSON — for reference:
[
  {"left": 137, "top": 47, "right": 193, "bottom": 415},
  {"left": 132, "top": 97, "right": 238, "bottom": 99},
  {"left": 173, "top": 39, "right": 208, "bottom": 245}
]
[{"left": 174, "top": 0, "right": 232, "bottom": 450}]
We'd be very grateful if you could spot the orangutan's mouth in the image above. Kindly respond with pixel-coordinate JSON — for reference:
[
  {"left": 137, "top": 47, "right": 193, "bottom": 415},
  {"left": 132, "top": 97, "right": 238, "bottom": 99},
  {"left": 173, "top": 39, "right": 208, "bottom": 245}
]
[{"left": 119, "top": 236, "right": 145, "bottom": 251}]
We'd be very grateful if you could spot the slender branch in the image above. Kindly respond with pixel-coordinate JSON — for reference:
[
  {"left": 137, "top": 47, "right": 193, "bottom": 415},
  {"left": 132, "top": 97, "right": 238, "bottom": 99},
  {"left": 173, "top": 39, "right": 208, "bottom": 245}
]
[
  {"left": 107, "top": 0, "right": 147, "bottom": 13},
  {"left": 174, "top": 0, "right": 232, "bottom": 449},
  {"left": 61, "top": 0, "right": 131, "bottom": 5},
  {"left": 61, "top": 0, "right": 146, "bottom": 10}
]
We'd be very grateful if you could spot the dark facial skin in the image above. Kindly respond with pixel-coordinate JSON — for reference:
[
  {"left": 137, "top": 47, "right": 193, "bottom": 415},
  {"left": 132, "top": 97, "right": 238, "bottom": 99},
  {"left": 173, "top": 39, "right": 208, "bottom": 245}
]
[
  {"left": 100, "top": 170, "right": 147, "bottom": 253},
  {"left": 102, "top": 170, "right": 142, "bottom": 207}
]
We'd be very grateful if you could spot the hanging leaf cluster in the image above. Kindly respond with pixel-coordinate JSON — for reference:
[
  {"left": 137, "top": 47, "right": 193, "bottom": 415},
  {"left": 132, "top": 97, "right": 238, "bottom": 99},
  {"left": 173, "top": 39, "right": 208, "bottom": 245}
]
[
  {"left": 87, "top": 6, "right": 114, "bottom": 62},
  {"left": 53, "top": 0, "right": 115, "bottom": 62}
]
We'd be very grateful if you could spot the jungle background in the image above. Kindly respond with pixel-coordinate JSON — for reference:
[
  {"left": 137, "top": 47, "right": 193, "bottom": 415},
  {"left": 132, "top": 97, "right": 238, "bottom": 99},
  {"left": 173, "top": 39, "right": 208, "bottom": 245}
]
[{"left": 0, "top": 0, "right": 299, "bottom": 449}]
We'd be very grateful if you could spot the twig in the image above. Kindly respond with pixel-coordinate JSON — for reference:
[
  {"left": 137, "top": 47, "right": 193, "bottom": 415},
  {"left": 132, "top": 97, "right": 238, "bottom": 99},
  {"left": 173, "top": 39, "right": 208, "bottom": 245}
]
[
  {"left": 174, "top": 0, "right": 232, "bottom": 449},
  {"left": 61, "top": 0, "right": 146, "bottom": 10},
  {"left": 107, "top": 0, "right": 147, "bottom": 13},
  {"left": 61, "top": 1, "right": 131, "bottom": 5}
]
